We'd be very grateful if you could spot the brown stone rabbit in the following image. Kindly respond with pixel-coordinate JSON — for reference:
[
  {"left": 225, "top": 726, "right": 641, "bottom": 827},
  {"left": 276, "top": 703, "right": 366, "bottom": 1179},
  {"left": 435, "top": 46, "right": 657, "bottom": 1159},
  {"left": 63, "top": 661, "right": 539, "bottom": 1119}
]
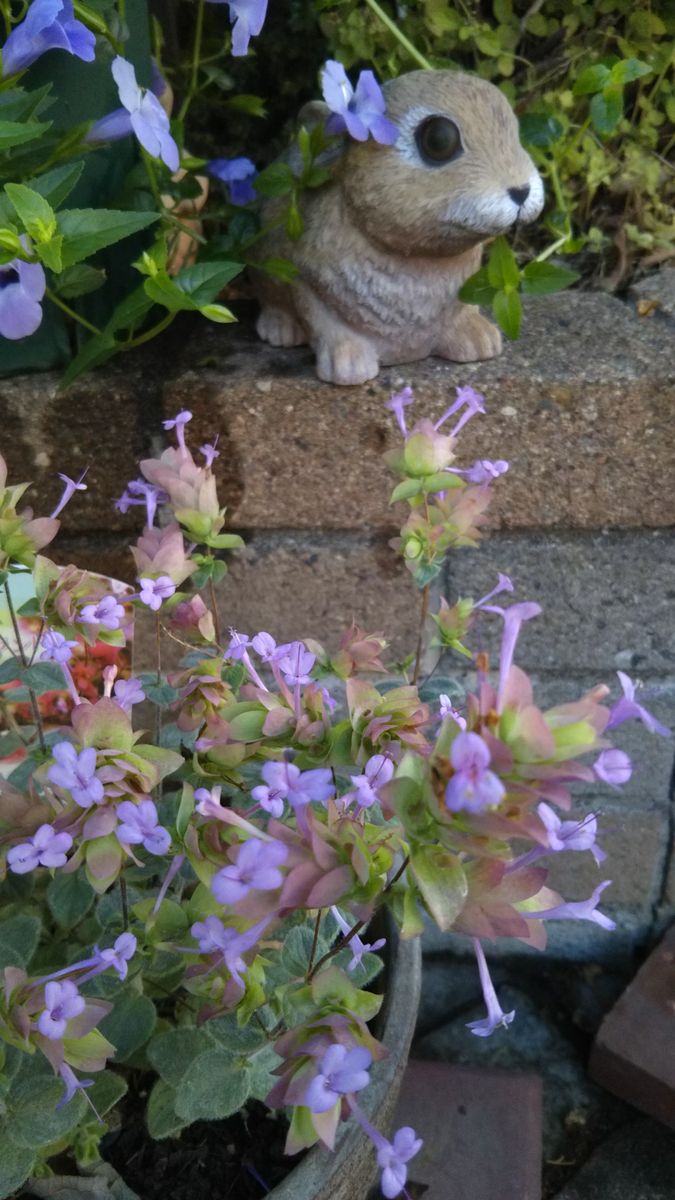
[{"left": 251, "top": 69, "right": 544, "bottom": 386}]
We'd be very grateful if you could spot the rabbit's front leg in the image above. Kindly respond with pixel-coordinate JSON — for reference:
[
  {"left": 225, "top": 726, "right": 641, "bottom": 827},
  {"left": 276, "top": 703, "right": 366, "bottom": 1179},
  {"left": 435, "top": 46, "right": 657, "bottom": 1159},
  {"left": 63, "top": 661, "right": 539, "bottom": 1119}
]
[
  {"left": 295, "top": 286, "right": 380, "bottom": 386},
  {"left": 435, "top": 302, "right": 502, "bottom": 363}
]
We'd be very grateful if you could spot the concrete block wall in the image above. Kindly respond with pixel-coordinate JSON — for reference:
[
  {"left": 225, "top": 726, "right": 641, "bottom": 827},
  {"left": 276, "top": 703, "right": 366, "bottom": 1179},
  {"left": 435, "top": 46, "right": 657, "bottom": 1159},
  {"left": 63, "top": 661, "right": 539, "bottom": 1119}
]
[{"left": 2, "top": 286, "right": 674, "bottom": 961}]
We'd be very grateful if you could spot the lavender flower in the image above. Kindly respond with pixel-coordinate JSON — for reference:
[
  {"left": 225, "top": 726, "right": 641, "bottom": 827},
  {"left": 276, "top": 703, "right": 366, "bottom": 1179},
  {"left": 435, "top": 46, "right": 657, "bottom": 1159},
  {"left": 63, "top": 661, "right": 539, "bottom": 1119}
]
[
  {"left": 439, "top": 695, "right": 466, "bottom": 729},
  {"left": 50, "top": 468, "right": 88, "bottom": 519},
  {"left": 594, "top": 748, "right": 632, "bottom": 788},
  {"left": 87, "top": 57, "right": 179, "bottom": 172},
  {"left": 386, "top": 386, "right": 414, "bottom": 436},
  {"left": 211, "top": 837, "right": 288, "bottom": 904},
  {"left": 7, "top": 824, "right": 73, "bottom": 874},
  {"left": 40, "top": 628, "right": 78, "bottom": 664},
  {"left": 48, "top": 742, "right": 104, "bottom": 809},
  {"left": 321, "top": 60, "right": 398, "bottom": 145},
  {"left": 200, "top": 439, "right": 220, "bottom": 467},
  {"left": 92, "top": 933, "right": 137, "bottom": 980},
  {"left": 344, "top": 754, "right": 394, "bottom": 809},
  {"left": 0, "top": 252, "right": 45, "bottom": 340},
  {"left": 304, "top": 1043, "right": 372, "bottom": 1113},
  {"left": 377, "top": 1126, "right": 424, "bottom": 1199},
  {"left": 537, "top": 803, "right": 606, "bottom": 865},
  {"left": 496, "top": 601, "right": 542, "bottom": 711},
  {"left": 79, "top": 594, "right": 125, "bottom": 630},
  {"left": 466, "top": 938, "right": 515, "bottom": 1038},
  {"left": 139, "top": 575, "right": 176, "bottom": 611},
  {"left": 190, "top": 915, "right": 270, "bottom": 987},
  {"left": 115, "top": 479, "right": 167, "bottom": 527},
  {"left": 208, "top": 157, "right": 257, "bottom": 204},
  {"left": 226, "top": 629, "right": 268, "bottom": 691},
  {"left": 192, "top": 914, "right": 231, "bottom": 954},
  {"left": 444, "top": 732, "right": 505, "bottom": 814},
  {"left": 277, "top": 641, "right": 316, "bottom": 686},
  {"left": 464, "top": 458, "right": 509, "bottom": 485},
  {"left": 206, "top": 0, "right": 268, "bottom": 56},
  {"left": 1, "top": 0, "right": 95, "bottom": 78},
  {"left": 57, "top": 1063, "right": 94, "bottom": 1108},
  {"left": 163, "top": 409, "right": 192, "bottom": 451},
  {"left": 38, "top": 980, "right": 85, "bottom": 1040},
  {"left": 607, "top": 672, "right": 670, "bottom": 737},
  {"left": 526, "top": 880, "right": 616, "bottom": 930},
  {"left": 251, "top": 760, "right": 334, "bottom": 819},
  {"left": 330, "top": 907, "right": 386, "bottom": 971},
  {"left": 116, "top": 799, "right": 171, "bottom": 856}
]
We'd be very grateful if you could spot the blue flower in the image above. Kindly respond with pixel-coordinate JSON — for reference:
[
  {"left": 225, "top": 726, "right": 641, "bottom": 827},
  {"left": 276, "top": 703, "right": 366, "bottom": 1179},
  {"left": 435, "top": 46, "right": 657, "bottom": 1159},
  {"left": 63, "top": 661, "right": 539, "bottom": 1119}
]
[
  {"left": 208, "top": 156, "right": 257, "bottom": 205},
  {"left": 206, "top": 0, "right": 268, "bottom": 57},
  {"left": 87, "top": 56, "right": 179, "bottom": 173},
  {"left": 0, "top": 249, "right": 45, "bottom": 341},
  {"left": 321, "top": 60, "right": 398, "bottom": 145},
  {"left": 1, "top": 0, "right": 95, "bottom": 78}
]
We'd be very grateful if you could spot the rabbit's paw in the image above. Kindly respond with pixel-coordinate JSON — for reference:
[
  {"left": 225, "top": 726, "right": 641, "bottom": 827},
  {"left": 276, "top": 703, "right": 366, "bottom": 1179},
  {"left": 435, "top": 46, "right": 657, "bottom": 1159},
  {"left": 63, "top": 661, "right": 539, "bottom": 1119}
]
[
  {"left": 437, "top": 306, "right": 502, "bottom": 363},
  {"left": 315, "top": 337, "right": 379, "bottom": 385},
  {"left": 257, "top": 306, "right": 307, "bottom": 348}
]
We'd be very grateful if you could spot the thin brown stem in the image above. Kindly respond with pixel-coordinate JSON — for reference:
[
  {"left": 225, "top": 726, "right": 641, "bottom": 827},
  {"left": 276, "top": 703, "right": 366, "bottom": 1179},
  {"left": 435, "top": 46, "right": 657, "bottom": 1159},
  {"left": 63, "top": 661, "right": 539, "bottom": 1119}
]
[
  {"left": 306, "top": 909, "right": 323, "bottom": 978},
  {"left": 208, "top": 577, "right": 222, "bottom": 645},
  {"left": 307, "top": 855, "right": 410, "bottom": 981},
  {"left": 4, "top": 582, "right": 46, "bottom": 753},
  {"left": 412, "top": 584, "right": 430, "bottom": 685}
]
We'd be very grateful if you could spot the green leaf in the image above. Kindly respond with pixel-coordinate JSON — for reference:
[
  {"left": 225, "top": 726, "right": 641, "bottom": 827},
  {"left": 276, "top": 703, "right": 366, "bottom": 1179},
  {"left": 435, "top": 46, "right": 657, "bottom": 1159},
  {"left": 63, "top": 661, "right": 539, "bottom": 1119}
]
[
  {"left": 174, "top": 1049, "right": 251, "bottom": 1122},
  {"left": 28, "top": 161, "right": 85, "bottom": 210},
  {"left": 174, "top": 260, "right": 243, "bottom": 305},
  {"left": 47, "top": 870, "right": 95, "bottom": 929},
  {"left": 85, "top": 1069, "right": 127, "bottom": 1117},
  {"left": 205, "top": 1015, "right": 269, "bottom": 1053},
  {"left": 147, "top": 1027, "right": 216, "bottom": 1087},
  {"left": 4, "top": 183, "right": 56, "bottom": 240},
  {"left": 144, "top": 272, "right": 194, "bottom": 312},
  {"left": 5, "top": 1073, "right": 86, "bottom": 1148},
  {"left": 459, "top": 265, "right": 497, "bottom": 306},
  {"left": 36, "top": 234, "right": 64, "bottom": 272},
  {"left": 0, "top": 914, "right": 41, "bottom": 969},
  {"left": 0, "top": 1136, "right": 34, "bottom": 1200},
  {"left": 610, "top": 58, "right": 652, "bottom": 85},
  {"left": 590, "top": 88, "right": 623, "bottom": 134},
  {"left": 281, "top": 925, "right": 319, "bottom": 977},
  {"left": 389, "top": 478, "right": 422, "bottom": 504},
  {"left": 99, "top": 990, "right": 157, "bottom": 1061},
  {"left": 19, "top": 661, "right": 66, "bottom": 693},
  {"left": 573, "top": 64, "right": 611, "bottom": 95},
  {"left": 487, "top": 237, "right": 521, "bottom": 290},
  {"left": 56, "top": 263, "right": 106, "bottom": 299},
  {"left": 254, "top": 162, "right": 295, "bottom": 197},
  {"left": 0, "top": 656, "right": 22, "bottom": 684},
  {"left": 59, "top": 330, "right": 118, "bottom": 389},
  {"left": 492, "top": 287, "right": 522, "bottom": 340},
  {"left": 521, "top": 260, "right": 580, "bottom": 295},
  {"left": 519, "top": 112, "right": 564, "bottom": 148},
  {"left": 57, "top": 209, "right": 159, "bottom": 268},
  {"left": 0, "top": 119, "right": 51, "bottom": 151},
  {"left": 410, "top": 846, "right": 467, "bottom": 931},
  {"left": 146, "top": 1079, "right": 189, "bottom": 1139},
  {"left": 260, "top": 256, "right": 299, "bottom": 283}
]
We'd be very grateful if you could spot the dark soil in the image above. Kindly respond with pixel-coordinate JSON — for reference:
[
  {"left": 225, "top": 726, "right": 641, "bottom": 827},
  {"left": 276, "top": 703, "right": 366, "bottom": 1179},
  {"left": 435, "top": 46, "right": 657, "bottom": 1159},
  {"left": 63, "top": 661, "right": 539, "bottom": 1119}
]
[{"left": 102, "top": 1089, "right": 295, "bottom": 1200}]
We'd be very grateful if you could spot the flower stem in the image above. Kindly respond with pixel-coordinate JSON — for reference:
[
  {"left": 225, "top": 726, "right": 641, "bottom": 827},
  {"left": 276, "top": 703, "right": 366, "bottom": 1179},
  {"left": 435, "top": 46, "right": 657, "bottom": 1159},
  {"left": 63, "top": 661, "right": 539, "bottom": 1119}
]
[
  {"left": 178, "top": 0, "right": 206, "bottom": 122},
  {"left": 412, "top": 583, "right": 430, "bottom": 685},
  {"left": 307, "top": 856, "right": 409, "bottom": 981},
  {"left": 45, "top": 289, "right": 102, "bottom": 336},
  {"left": 363, "top": 0, "right": 432, "bottom": 70},
  {"left": 208, "top": 577, "right": 222, "bottom": 645},
  {"left": 120, "top": 875, "right": 129, "bottom": 931},
  {"left": 124, "top": 311, "right": 176, "bottom": 350},
  {"left": 3, "top": 581, "right": 46, "bottom": 754},
  {"left": 307, "top": 909, "right": 323, "bottom": 977}
]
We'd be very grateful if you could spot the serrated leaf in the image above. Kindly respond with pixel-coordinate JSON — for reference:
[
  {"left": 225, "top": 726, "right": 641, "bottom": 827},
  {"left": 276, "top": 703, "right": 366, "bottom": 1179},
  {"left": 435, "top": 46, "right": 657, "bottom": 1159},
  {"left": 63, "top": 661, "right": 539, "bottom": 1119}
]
[
  {"left": 98, "top": 990, "right": 157, "bottom": 1061},
  {"left": 146, "top": 1079, "right": 188, "bottom": 1139},
  {"left": 4, "top": 183, "right": 56, "bottom": 240},
  {"left": 0, "top": 914, "right": 41, "bottom": 969},
  {"left": 174, "top": 260, "right": 243, "bottom": 305},
  {"left": 281, "top": 925, "right": 321, "bottom": 977},
  {"left": 174, "top": 1049, "right": 251, "bottom": 1122},
  {"left": 205, "top": 1014, "right": 269, "bottom": 1053},
  {"left": 521, "top": 261, "right": 580, "bottom": 296},
  {"left": 0, "top": 119, "right": 51, "bottom": 151},
  {"left": 28, "top": 161, "right": 85, "bottom": 210},
  {"left": 147, "top": 1026, "right": 216, "bottom": 1087},
  {"left": 47, "top": 870, "right": 94, "bottom": 929},
  {"left": 57, "top": 208, "right": 159, "bottom": 268},
  {"left": 492, "top": 287, "right": 522, "bottom": 340},
  {"left": 56, "top": 263, "right": 106, "bottom": 299}
]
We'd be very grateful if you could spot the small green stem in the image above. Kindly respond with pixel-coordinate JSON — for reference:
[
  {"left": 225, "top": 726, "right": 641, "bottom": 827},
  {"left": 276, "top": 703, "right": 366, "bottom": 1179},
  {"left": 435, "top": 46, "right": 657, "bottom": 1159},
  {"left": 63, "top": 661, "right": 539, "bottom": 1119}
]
[
  {"left": 412, "top": 583, "right": 430, "bottom": 685},
  {"left": 4, "top": 581, "right": 46, "bottom": 755},
  {"left": 141, "top": 149, "right": 165, "bottom": 211},
  {"left": 46, "top": 289, "right": 102, "bottom": 336},
  {"left": 363, "top": 0, "right": 431, "bottom": 70},
  {"left": 124, "top": 311, "right": 176, "bottom": 350},
  {"left": 178, "top": 0, "right": 206, "bottom": 122},
  {"left": 534, "top": 234, "right": 568, "bottom": 263}
]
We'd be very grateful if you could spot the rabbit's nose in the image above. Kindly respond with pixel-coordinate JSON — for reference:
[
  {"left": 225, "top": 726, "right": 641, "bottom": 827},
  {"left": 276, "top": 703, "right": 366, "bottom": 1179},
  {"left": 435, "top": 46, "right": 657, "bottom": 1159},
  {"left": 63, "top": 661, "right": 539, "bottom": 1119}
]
[{"left": 508, "top": 184, "right": 531, "bottom": 207}]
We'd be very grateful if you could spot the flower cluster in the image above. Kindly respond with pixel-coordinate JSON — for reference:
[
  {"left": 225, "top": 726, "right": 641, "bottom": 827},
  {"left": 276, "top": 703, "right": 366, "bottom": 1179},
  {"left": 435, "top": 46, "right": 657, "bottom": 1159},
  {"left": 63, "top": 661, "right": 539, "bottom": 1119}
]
[{"left": 0, "top": 391, "right": 665, "bottom": 1199}]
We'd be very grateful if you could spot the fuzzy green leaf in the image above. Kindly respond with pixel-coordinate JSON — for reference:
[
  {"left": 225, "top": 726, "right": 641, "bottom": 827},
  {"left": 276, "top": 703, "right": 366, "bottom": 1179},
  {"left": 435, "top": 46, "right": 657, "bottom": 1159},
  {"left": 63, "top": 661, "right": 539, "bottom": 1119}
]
[
  {"left": 146, "top": 1079, "right": 189, "bottom": 1139},
  {"left": 174, "top": 1049, "right": 251, "bottom": 1122},
  {"left": 147, "top": 1026, "right": 217, "bottom": 1087},
  {"left": 0, "top": 1136, "right": 34, "bottom": 1200},
  {"left": 47, "top": 870, "right": 94, "bottom": 929},
  {"left": 0, "top": 914, "right": 41, "bottom": 969},
  {"left": 99, "top": 990, "right": 157, "bottom": 1062}
]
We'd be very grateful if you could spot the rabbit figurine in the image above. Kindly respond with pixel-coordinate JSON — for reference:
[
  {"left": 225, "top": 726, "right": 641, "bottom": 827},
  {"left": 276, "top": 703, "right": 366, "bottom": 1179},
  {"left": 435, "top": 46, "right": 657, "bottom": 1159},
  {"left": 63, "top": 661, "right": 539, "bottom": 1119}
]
[{"left": 251, "top": 69, "right": 544, "bottom": 386}]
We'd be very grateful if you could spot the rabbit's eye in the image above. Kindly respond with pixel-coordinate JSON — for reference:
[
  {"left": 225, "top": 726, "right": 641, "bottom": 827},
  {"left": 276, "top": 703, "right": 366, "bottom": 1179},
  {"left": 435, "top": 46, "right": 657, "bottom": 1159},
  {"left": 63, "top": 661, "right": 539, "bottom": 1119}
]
[{"left": 415, "top": 117, "right": 462, "bottom": 165}]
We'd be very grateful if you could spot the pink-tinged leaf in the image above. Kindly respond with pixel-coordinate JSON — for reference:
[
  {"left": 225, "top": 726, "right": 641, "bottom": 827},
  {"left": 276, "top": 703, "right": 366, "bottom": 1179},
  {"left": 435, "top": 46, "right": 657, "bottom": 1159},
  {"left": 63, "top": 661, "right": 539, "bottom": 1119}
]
[
  {"left": 263, "top": 707, "right": 294, "bottom": 738},
  {"left": 280, "top": 862, "right": 320, "bottom": 909},
  {"left": 500, "top": 664, "right": 533, "bottom": 710},
  {"left": 509, "top": 705, "right": 557, "bottom": 761},
  {"left": 285, "top": 1105, "right": 320, "bottom": 1155},
  {"left": 82, "top": 808, "right": 118, "bottom": 840},
  {"left": 346, "top": 678, "right": 380, "bottom": 722},
  {"left": 411, "top": 846, "right": 468, "bottom": 932},
  {"left": 72, "top": 698, "right": 134, "bottom": 751},
  {"left": 63, "top": 1027, "right": 116, "bottom": 1072},
  {"left": 306, "top": 866, "right": 353, "bottom": 908},
  {"left": 85, "top": 834, "right": 123, "bottom": 892},
  {"left": 134, "top": 744, "right": 184, "bottom": 781},
  {"left": 308, "top": 824, "right": 339, "bottom": 872},
  {"left": 24, "top": 515, "right": 60, "bottom": 551},
  {"left": 66, "top": 999, "right": 112, "bottom": 1039},
  {"left": 312, "top": 1102, "right": 341, "bottom": 1150}
]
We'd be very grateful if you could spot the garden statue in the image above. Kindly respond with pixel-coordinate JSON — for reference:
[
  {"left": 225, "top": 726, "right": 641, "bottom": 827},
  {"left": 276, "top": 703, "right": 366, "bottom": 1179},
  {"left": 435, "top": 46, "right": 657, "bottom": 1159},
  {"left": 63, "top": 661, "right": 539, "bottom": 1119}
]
[{"left": 253, "top": 68, "right": 544, "bottom": 385}]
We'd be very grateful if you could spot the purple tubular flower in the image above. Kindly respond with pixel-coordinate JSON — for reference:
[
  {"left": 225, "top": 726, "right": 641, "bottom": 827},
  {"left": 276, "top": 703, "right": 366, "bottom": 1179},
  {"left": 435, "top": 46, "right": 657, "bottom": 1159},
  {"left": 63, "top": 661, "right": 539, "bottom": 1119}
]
[
  {"left": 386, "top": 386, "right": 414, "bottom": 437},
  {"left": 205, "top": 0, "right": 268, "bottom": 57},
  {"left": 496, "top": 601, "right": 542, "bottom": 711},
  {"left": 116, "top": 479, "right": 167, "bottom": 526},
  {"left": 226, "top": 629, "right": 269, "bottom": 691},
  {"left": 93, "top": 932, "right": 137, "bottom": 980},
  {"left": 537, "top": 802, "right": 606, "bottom": 865},
  {"left": 79, "top": 594, "right": 125, "bottom": 630},
  {"left": 330, "top": 907, "right": 386, "bottom": 971},
  {"left": 40, "top": 628, "right": 79, "bottom": 665},
  {"left": 445, "top": 732, "right": 505, "bottom": 814},
  {"left": 116, "top": 798, "right": 171, "bottom": 855},
  {"left": 88, "top": 57, "right": 179, "bottom": 172},
  {"left": 594, "top": 748, "right": 632, "bottom": 789},
  {"left": 38, "top": 979, "right": 85, "bottom": 1040},
  {"left": 527, "top": 880, "right": 616, "bottom": 930},
  {"left": 1, "top": 0, "right": 95, "bottom": 78},
  {"left": 113, "top": 676, "right": 146, "bottom": 712},
  {"left": 439, "top": 694, "right": 467, "bottom": 729},
  {"left": 606, "top": 672, "right": 670, "bottom": 737},
  {"left": 475, "top": 573, "right": 514, "bottom": 610},
  {"left": 345, "top": 754, "right": 394, "bottom": 810},
  {"left": 50, "top": 468, "right": 88, "bottom": 519},
  {"left": 191, "top": 916, "right": 269, "bottom": 987},
  {"left": 378, "top": 1126, "right": 424, "bottom": 1199},
  {"left": 192, "top": 915, "right": 231, "bottom": 954},
  {"left": 466, "top": 938, "right": 515, "bottom": 1038},
  {"left": 48, "top": 742, "right": 104, "bottom": 809},
  {"left": 433, "top": 385, "right": 486, "bottom": 434},
  {"left": 277, "top": 641, "right": 316, "bottom": 686},
  {"left": 208, "top": 157, "right": 257, "bottom": 204},
  {"left": 321, "top": 60, "right": 398, "bottom": 145},
  {"left": 7, "top": 824, "right": 73, "bottom": 874},
  {"left": 251, "top": 631, "right": 279, "bottom": 661},
  {"left": 200, "top": 439, "right": 220, "bottom": 467},
  {"left": 57, "top": 1062, "right": 94, "bottom": 1109},
  {"left": 0, "top": 252, "right": 45, "bottom": 340},
  {"left": 211, "top": 837, "right": 287, "bottom": 904},
  {"left": 304, "top": 1043, "right": 372, "bottom": 1113},
  {"left": 465, "top": 458, "right": 509, "bottom": 484},
  {"left": 163, "top": 409, "right": 192, "bottom": 452},
  {"left": 138, "top": 575, "right": 176, "bottom": 611}
]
